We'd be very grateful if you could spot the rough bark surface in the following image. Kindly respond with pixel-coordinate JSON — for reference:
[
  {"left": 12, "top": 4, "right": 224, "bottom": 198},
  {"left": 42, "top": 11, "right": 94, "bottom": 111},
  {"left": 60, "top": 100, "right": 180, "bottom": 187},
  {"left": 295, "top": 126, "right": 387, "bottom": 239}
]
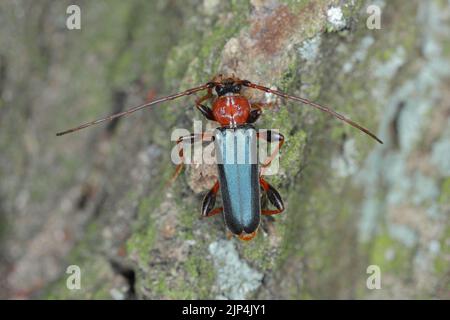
[{"left": 0, "top": 0, "right": 449, "bottom": 299}]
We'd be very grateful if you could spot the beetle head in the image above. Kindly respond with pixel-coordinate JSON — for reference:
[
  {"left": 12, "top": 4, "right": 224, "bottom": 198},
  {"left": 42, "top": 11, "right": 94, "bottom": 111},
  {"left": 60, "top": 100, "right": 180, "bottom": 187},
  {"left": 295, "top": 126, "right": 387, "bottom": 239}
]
[{"left": 214, "top": 77, "right": 242, "bottom": 96}]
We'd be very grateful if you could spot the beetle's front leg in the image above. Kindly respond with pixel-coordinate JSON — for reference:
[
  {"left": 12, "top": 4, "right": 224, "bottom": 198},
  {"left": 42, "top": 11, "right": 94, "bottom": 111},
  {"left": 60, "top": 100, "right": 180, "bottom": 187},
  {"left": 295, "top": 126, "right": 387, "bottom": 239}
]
[
  {"left": 195, "top": 89, "right": 216, "bottom": 121},
  {"left": 247, "top": 107, "right": 262, "bottom": 124},
  {"left": 259, "top": 177, "right": 284, "bottom": 215},
  {"left": 247, "top": 102, "right": 276, "bottom": 124},
  {"left": 201, "top": 180, "right": 222, "bottom": 218}
]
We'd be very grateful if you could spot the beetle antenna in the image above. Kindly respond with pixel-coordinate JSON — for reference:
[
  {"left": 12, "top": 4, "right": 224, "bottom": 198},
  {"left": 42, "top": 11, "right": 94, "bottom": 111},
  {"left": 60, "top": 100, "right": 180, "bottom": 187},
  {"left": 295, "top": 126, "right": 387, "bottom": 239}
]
[
  {"left": 56, "top": 83, "right": 215, "bottom": 136},
  {"left": 242, "top": 80, "right": 383, "bottom": 144}
]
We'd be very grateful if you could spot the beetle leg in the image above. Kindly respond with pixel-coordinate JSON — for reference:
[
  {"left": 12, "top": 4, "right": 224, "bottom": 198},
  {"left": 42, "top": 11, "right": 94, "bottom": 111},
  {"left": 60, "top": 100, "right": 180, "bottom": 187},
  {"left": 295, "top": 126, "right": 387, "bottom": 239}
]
[
  {"left": 257, "top": 130, "right": 285, "bottom": 173},
  {"left": 201, "top": 180, "right": 222, "bottom": 218},
  {"left": 247, "top": 107, "right": 262, "bottom": 124},
  {"left": 195, "top": 89, "right": 216, "bottom": 121},
  {"left": 248, "top": 102, "right": 276, "bottom": 124},
  {"left": 247, "top": 108, "right": 262, "bottom": 124},
  {"left": 259, "top": 177, "right": 284, "bottom": 215},
  {"left": 169, "top": 132, "right": 213, "bottom": 184}
]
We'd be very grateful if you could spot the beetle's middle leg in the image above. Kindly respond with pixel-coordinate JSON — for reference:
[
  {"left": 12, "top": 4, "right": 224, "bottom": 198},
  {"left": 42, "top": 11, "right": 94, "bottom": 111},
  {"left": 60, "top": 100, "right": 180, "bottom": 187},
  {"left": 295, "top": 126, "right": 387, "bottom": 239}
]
[
  {"left": 257, "top": 129, "right": 285, "bottom": 174},
  {"left": 258, "top": 130, "right": 285, "bottom": 214},
  {"left": 259, "top": 177, "right": 284, "bottom": 216},
  {"left": 169, "top": 132, "right": 213, "bottom": 184}
]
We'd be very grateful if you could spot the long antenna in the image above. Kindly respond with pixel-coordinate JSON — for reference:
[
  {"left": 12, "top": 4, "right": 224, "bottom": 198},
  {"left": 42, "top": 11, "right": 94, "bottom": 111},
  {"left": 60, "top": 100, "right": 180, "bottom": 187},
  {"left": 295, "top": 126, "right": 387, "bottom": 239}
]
[
  {"left": 242, "top": 80, "right": 383, "bottom": 144},
  {"left": 56, "top": 83, "right": 213, "bottom": 136}
]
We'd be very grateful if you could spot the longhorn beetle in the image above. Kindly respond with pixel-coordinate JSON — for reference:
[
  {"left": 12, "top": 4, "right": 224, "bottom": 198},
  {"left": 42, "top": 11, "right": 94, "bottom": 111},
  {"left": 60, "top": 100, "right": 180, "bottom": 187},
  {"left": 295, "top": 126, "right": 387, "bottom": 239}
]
[{"left": 57, "top": 74, "right": 383, "bottom": 241}]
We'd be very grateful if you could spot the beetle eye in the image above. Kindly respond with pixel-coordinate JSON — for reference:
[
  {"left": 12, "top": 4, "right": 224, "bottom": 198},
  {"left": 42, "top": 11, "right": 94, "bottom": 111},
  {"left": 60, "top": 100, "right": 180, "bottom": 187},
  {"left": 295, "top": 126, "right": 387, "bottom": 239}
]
[
  {"left": 232, "top": 84, "right": 241, "bottom": 93},
  {"left": 215, "top": 86, "right": 225, "bottom": 96}
]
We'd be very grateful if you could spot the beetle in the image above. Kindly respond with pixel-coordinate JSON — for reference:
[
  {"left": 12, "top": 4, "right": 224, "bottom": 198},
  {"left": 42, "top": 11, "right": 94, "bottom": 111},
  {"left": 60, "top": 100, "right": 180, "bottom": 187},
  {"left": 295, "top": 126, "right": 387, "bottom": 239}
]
[{"left": 57, "top": 74, "right": 383, "bottom": 241}]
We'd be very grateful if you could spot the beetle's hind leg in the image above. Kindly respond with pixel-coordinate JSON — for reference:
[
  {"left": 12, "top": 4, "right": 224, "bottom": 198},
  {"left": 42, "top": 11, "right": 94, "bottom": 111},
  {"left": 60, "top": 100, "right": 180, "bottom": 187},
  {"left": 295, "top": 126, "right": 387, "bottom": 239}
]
[
  {"left": 201, "top": 180, "right": 223, "bottom": 218},
  {"left": 259, "top": 177, "right": 284, "bottom": 215}
]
